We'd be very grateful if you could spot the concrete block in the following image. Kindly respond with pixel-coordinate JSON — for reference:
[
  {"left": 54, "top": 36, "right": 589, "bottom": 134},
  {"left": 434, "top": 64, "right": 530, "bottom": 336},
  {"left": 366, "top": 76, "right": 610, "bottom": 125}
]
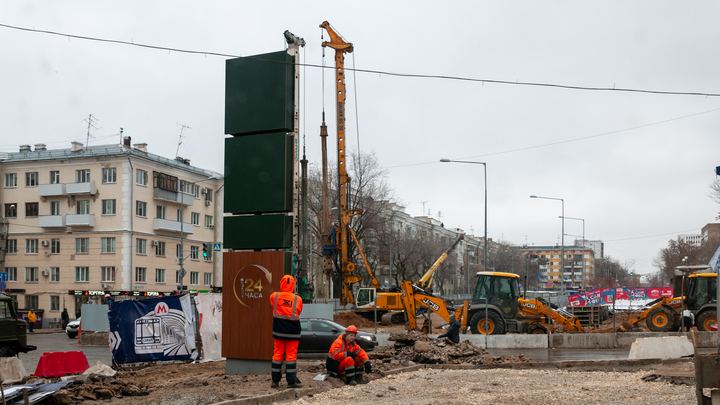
[
  {"left": 0, "top": 357, "right": 27, "bottom": 382},
  {"left": 628, "top": 336, "right": 693, "bottom": 360},
  {"left": 83, "top": 361, "right": 116, "bottom": 377},
  {"left": 79, "top": 331, "right": 108, "bottom": 346}
]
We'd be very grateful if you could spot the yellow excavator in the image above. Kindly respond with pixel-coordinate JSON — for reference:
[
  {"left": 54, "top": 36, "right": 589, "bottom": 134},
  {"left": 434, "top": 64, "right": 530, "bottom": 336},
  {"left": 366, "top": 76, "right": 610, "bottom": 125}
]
[
  {"left": 401, "top": 271, "right": 583, "bottom": 335},
  {"left": 622, "top": 266, "right": 716, "bottom": 332}
]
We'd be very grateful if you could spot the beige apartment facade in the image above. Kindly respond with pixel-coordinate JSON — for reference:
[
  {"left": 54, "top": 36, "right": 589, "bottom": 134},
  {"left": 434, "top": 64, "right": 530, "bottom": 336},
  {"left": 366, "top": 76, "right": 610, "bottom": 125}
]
[{"left": 0, "top": 140, "right": 223, "bottom": 327}]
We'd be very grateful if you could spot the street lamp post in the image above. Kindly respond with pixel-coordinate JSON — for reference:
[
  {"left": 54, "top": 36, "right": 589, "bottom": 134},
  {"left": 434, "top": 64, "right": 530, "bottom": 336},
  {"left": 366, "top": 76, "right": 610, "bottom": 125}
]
[
  {"left": 560, "top": 216, "right": 585, "bottom": 290},
  {"left": 440, "top": 159, "right": 487, "bottom": 345}
]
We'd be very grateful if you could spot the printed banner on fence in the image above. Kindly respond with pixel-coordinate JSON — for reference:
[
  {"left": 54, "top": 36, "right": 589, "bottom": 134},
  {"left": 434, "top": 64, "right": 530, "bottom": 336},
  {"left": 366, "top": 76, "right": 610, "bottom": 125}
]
[
  {"left": 568, "top": 287, "right": 674, "bottom": 306},
  {"left": 194, "top": 293, "right": 223, "bottom": 361},
  {"left": 108, "top": 295, "right": 197, "bottom": 364}
]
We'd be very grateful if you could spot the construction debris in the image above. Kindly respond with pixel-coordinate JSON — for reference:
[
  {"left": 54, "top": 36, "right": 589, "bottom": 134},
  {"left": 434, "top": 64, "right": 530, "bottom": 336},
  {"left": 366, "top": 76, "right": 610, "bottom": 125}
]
[
  {"left": 369, "top": 331, "right": 531, "bottom": 366},
  {"left": 333, "top": 311, "right": 375, "bottom": 328}
]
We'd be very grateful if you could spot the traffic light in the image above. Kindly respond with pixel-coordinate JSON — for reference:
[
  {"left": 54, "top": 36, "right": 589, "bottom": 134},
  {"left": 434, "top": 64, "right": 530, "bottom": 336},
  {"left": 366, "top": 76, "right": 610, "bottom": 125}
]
[{"left": 202, "top": 242, "right": 212, "bottom": 260}]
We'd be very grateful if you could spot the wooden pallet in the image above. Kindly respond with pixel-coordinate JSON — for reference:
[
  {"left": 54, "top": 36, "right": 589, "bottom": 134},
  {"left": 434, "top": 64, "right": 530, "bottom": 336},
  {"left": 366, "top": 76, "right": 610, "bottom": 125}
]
[{"left": 566, "top": 305, "right": 609, "bottom": 327}]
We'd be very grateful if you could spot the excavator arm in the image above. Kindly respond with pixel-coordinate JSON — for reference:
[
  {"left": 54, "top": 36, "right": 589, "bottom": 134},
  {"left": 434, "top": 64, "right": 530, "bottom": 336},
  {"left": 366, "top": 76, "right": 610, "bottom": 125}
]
[
  {"left": 518, "top": 298, "right": 583, "bottom": 332},
  {"left": 400, "top": 281, "right": 468, "bottom": 332},
  {"left": 417, "top": 234, "right": 464, "bottom": 290}
]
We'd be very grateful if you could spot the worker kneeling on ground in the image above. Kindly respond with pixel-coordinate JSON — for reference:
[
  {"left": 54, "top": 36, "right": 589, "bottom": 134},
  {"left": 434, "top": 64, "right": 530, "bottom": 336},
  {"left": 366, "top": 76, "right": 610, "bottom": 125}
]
[
  {"left": 326, "top": 325, "right": 371, "bottom": 385},
  {"left": 269, "top": 275, "right": 304, "bottom": 389},
  {"left": 437, "top": 313, "right": 461, "bottom": 344}
]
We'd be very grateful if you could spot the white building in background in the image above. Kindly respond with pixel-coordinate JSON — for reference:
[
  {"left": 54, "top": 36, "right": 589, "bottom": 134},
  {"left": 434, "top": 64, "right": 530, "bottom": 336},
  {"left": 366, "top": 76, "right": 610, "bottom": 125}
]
[
  {"left": 0, "top": 139, "right": 223, "bottom": 327},
  {"left": 575, "top": 239, "right": 604, "bottom": 259},
  {"left": 678, "top": 233, "right": 702, "bottom": 247}
]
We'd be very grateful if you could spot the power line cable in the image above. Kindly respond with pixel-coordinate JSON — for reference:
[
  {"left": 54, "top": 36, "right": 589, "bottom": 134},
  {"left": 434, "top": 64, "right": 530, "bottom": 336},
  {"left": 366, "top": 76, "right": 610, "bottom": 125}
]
[{"left": 3, "top": 22, "right": 720, "bottom": 98}]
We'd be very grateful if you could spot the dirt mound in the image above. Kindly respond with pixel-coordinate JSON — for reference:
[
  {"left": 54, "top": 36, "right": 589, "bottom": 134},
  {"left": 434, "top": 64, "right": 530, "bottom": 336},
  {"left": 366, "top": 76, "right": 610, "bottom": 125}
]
[
  {"left": 368, "top": 331, "right": 532, "bottom": 366},
  {"left": 333, "top": 311, "right": 375, "bottom": 328}
]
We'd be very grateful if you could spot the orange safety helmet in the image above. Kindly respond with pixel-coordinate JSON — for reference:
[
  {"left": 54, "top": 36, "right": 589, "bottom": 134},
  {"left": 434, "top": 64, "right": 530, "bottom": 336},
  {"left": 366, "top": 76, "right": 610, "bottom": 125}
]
[{"left": 345, "top": 325, "right": 358, "bottom": 334}]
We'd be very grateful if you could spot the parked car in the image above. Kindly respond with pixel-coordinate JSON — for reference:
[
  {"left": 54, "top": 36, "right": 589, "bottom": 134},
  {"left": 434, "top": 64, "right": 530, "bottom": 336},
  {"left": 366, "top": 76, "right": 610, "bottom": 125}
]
[
  {"left": 298, "top": 318, "right": 378, "bottom": 353},
  {"left": 66, "top": 318, "right": 80, "bottom": 339}
]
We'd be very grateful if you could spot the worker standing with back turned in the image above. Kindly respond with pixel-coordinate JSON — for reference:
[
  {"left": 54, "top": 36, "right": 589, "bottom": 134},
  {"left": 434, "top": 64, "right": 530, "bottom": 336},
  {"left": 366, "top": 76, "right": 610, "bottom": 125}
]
[
  {"left": 326, "top": 325, "right": 372, "bottom": 385},
  {"left": 269, "top": 275, "right": 304, "bottom": 388}
]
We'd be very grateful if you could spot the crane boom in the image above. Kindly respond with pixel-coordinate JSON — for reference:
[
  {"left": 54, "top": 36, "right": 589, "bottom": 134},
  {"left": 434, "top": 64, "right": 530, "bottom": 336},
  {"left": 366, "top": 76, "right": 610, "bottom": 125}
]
[
  {"left": 416, "top": 234, "right": 464, "bottom": 290},
  {"left": 320, "top": 21, "right": 359, "bottom": 305}
]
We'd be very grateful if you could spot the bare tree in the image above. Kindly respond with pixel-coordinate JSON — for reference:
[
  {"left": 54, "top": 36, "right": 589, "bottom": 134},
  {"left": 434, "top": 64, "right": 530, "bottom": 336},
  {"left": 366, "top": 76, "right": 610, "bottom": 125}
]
[
  {"left": 711, "top": 179, "right": 720, "bottom": 220},
  {"left": 652, "top": 238, "right": 702, "bottom": 282}
]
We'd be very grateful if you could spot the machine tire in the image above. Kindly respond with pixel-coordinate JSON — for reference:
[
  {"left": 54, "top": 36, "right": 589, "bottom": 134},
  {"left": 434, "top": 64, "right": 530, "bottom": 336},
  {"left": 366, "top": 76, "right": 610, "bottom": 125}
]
[
  {"left": 469, "top": 311, "right": 505, "bottom": 335},
  {"left": 527, "top": 324, "right": 548, "bottom": 334},
  {"left": 697, "top": 311, "right": 717, "bottom": 332},
  {"left": 646, "top": 307, "right": 673, "bottom": 332},
  {"left": 0, "top": 345, "right": 17, "bottom": 357}
]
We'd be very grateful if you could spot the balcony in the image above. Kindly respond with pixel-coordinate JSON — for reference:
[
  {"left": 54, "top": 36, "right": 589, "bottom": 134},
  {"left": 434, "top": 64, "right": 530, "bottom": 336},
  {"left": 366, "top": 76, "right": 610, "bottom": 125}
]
[
  {"left": 66, "top": 214, "right": 95, "bottom": 227},
  {"left": 153, "top": 218, "right": 193, "bottom": 234},
  {"left": 153, "top": 188, "right": 195, "bottom": 206},
  {"left": 38, "top": 215, "right": 65, "bottom": 228},
  {"left": 66, "top": 182, "right": 96, "bottom": 195},
  {"left": 38, "top": 184, "right": 66, "bottom": 197}
]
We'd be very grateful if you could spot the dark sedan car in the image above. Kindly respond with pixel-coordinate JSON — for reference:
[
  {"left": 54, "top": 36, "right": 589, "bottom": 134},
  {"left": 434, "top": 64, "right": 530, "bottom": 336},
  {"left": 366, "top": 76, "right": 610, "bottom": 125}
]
[{"left": 298, "top": 318, "right": 378, "bottom": 354}]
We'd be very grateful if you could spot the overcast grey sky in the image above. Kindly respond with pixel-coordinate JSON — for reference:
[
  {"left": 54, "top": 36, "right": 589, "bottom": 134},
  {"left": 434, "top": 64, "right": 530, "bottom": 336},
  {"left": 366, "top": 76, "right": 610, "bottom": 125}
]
[{"left": 3, "top": 2, "right": 719, "bottom": 275}]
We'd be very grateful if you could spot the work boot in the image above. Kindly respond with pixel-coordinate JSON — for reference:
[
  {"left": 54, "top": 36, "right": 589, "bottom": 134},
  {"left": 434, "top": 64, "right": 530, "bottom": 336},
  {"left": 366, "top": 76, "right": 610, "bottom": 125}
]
[
  {"left": 270, "top": 381, "right": 279, "bottom": 388},
  {"left": 287, "top": 380, "right": 303, "bottom": 389},
  {"left": 345, "top": 375, "right": 357, "bottom": 386},
  {"left": 355, "top": 373, "right": 368, "bottom": 384}
]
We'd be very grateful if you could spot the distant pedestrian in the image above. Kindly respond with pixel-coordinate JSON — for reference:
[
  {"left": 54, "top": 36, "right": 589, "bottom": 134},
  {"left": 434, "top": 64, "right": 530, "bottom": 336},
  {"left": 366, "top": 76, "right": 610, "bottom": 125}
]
[
  {"left": 61, "top": 308, "right": 70, "bottom": 330},
  {"left": 76, "top": 308, "right": 81, "bottom": 319},
  {"left": 27, "top": 309, "right": 36, "bottom": 332},
  {"left": 437, "top": 313, "right": 461, "bottom": 343},
  {"left": 682, "top": 309, "right": 694, "bottom": 332}
]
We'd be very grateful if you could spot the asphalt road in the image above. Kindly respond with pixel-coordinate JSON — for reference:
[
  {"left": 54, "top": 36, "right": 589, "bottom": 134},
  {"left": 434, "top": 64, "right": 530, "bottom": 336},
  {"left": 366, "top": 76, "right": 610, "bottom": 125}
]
[{"left": 20, "top": 331, "right": 113, "bottom": 374}]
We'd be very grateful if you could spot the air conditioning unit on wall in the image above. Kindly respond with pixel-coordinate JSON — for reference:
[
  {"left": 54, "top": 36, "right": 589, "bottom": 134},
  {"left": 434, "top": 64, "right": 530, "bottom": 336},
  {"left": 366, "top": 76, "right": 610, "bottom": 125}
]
[
  {"left": 205, "top": 200, "right": 211, "bottom": 206},
  {"left": 41, "top": 270, "right": 49, "bottom": 276},
  {"left": 153, "top": 240, "right": 159, "bottom": 246},
  {"left": 101, "top": 283, "right": 108, "bottom": 289},
  {"left": 41, "top": 240, "right": 49, "bottom": 247}
]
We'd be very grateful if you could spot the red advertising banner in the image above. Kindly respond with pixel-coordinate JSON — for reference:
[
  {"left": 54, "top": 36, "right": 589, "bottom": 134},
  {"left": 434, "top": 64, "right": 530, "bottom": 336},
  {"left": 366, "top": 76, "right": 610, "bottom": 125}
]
[{"left": 568, "top": 287, "right": 674, "bottom": 306}]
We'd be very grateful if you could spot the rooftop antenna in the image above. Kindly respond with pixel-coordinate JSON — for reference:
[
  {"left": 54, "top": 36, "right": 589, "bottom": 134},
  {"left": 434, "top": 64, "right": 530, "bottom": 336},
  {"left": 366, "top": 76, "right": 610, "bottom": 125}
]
[
  {"left": 176, "top": 123, "right": 191, "bottom": 158},
  {"left": 420, "top": 201, "right": 428, "bottom": 216},
  {"left": 82, "top": 114, "right": 99, "bottom": 150},
  {"left": 118, "top": 127, "right": 124, "bottom": 144}
]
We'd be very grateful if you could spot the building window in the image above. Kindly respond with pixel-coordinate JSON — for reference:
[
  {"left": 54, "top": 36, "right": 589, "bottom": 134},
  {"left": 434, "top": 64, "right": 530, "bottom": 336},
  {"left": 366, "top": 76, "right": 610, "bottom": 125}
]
[
  {"left": 7, "top": 240, "right": 16, "bottom": 254},
  {"left": 204, "top": 273, "right": 213, "bottom": 286},
  {"left": 176, "top": 271, "right": 183, "bottom": 284},
  {"left": 136, "top": 239, "right": 147, "bottom": 255},
  {"left": 204, "top": 188, "right": 214, "bottom": 203},
  {"left": 75, "top": 238, "right": 89, "bottom": 254},
  {"left": 135, "top": 267, "right": 147, "bottom": 283},
  {"left": 25, "top": 267, "right": 38, "bottom": 282},
  {"left": 136, "top": 201, "right": 147, "bottom": 217},
  {"left": 50, "top": 267, "right": 60, "bottom": 282},
  {"left": 4, "top": 173, "right": 17, "bottom": 188},
  {"left": 136, "top": 169, "right": 148, "bottom": 186},
  {"left": 50, "top": 171, "right": 60, "bottom": 184},
  {"left": 6, "top": 267, "right": 17, "bottom": 282},
  {"left": 205, "top": 215, "right": 213, "bottom": 228},
  {"left": 5, "top": 204, "right": 17, "bottom": 218},
  {"left": 156, "top": 205, "right": 166, "bottom": 219},
  {"left": 25, "top": 172, "right": 38, "bottom": 187},
  {"left": 75, "top": 266, "right": 89, "bottom": 282},
  {"left": 101, "top": 266, "right": 115, "bottom": 282},
  {"left": 76, "top": 200, "right": 90, "bottom": 215},
  {"left": 102, "top": 168, "right": 116, "bottom": 184},
  {"left": 190, "top": 272, "right": 199, "bottom": 285},
  {"left": 50, "top": 296, "right": 60, "bottom": 311},
  {"left": 155, "top": 269, "right": 166, "bottom": 284},
  {"left": 101, "top": 237, "right": 115, "bottom": 253},
  {"left": 76, "top": 169, "right": 90, "bottom": 183},
  {"left": 50, "top": 239, "right": 60, "bottom": 254},
  {"left": 191, "top": 212, "right": 200, "bottom": 226},
  {"left": 177, "top": 209, "right": 183, "bottom": 222},
  {"left": 190, "top": 246, "right": 199, "bottom": 260},
  {"left": 25, "top": 202, "right": 39, "bottom": 217},
  {"left": 26, "top": 239, "right": 38, "bottom": 254},
  {"left": 25, "top": 295, "right": 38, "bottom": 310},
  {"left": 155, "top": 241, "right": 166, "bottom": 256},
  {"left": 102, "top": 199, "right": 116, "bottom": 215},
  {"left": 176, "top": 244, "right": 182, "bottom": 258},
  {"left": 50, "top": 201, "right": 60, "bottom": 216}
]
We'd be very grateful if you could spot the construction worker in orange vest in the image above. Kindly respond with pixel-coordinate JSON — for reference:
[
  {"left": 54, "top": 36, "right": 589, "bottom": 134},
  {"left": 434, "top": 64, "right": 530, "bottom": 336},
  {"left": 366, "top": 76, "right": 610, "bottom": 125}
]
[
  {"left": 269, "top": 275, "right": 303, "bottom": 388},
  {"left": 326, "top": 325, "right": 371, "bottom": 385}
]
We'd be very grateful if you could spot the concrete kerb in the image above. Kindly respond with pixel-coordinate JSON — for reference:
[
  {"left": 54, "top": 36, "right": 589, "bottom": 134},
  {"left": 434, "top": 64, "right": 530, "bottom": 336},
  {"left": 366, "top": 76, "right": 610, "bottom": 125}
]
[
  {"left": 376, "top": 331, "right": 718, "bottom": 349},
  {"left": 0, "top": 357, "right": 28, "bottom": 383},
  {"left": 212, "top": 387, "right": 316, "bottom": 405}
]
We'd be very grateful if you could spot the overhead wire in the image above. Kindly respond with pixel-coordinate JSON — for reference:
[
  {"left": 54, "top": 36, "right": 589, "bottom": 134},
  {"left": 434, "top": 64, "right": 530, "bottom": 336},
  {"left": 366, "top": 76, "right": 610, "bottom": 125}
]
[{"left": 2, "top": 22, "right": 720, "bottom": 98}]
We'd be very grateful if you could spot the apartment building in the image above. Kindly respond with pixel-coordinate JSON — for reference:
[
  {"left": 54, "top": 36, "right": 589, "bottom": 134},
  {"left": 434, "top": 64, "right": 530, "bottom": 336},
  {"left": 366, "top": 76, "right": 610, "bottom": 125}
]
[
  {"left": 0, "top": 139, "right": 223, "bottom": 327},
  {"left": 519, "top": 245, "right": 595, "bottom": 290}
]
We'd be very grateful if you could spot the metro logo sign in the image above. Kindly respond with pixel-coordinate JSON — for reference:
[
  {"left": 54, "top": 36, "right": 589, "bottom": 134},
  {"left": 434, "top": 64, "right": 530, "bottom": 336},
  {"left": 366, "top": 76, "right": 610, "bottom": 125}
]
[{"left": 154, "top": 302, "right": 169, "bottom": 315}]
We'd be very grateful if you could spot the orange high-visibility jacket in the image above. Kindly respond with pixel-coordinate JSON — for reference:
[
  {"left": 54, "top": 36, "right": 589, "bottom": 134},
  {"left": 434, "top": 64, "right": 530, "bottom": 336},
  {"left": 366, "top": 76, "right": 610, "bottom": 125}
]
[
  {"left": 326, "top": 334, "right": 369, "bottom": 368},
  {"left": 269, "top": 275, "right": 303, "bottom": 340}
]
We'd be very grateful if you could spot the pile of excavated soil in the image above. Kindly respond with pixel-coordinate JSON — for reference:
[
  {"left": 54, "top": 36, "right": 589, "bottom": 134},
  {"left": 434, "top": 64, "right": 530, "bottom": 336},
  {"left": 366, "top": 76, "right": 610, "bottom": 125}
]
[
  {"left": 333, "top": 311, "right": 375, "bottom": 328},
  {"left": 369, "top": 330, "right": 531, "bottom": 366}
]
